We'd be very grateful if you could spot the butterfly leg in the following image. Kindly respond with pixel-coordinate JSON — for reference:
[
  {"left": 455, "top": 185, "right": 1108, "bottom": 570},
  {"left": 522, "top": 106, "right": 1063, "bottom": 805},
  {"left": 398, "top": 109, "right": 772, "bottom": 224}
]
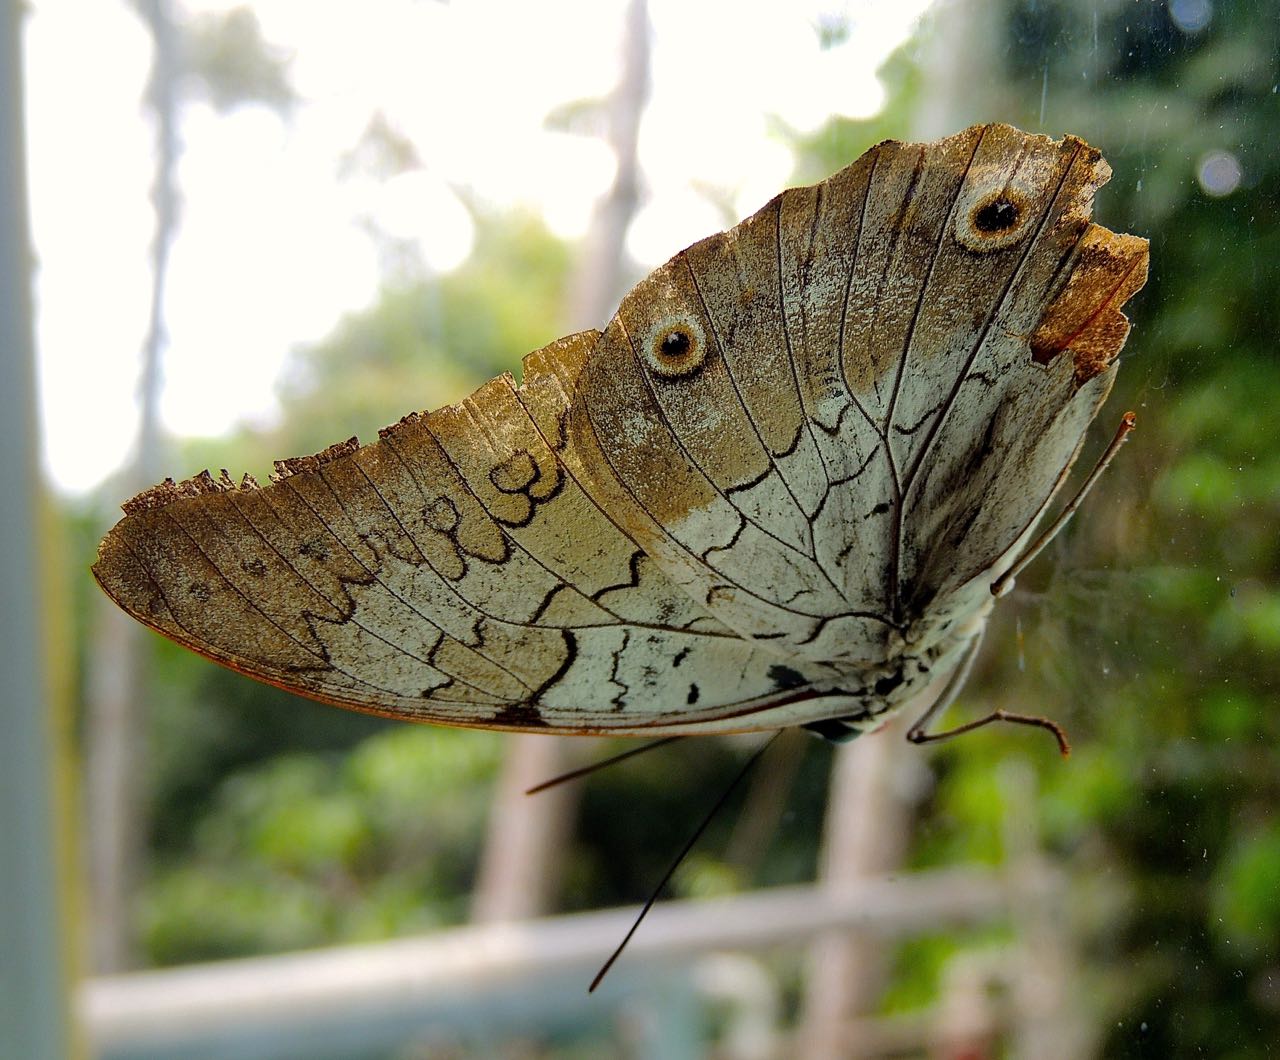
[
  {"left": 905, "top": 631, "right": 1071, "bottom": 756},
  {"left": 990, "top": 411, "right": 1136, "bottom": 599}
]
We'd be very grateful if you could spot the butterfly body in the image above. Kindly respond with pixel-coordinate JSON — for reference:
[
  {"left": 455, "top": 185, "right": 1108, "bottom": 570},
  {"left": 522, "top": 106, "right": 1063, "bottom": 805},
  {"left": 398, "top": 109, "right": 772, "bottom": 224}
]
[{"left": 94, "top": 124, "right": 1147, "bottom": 741}]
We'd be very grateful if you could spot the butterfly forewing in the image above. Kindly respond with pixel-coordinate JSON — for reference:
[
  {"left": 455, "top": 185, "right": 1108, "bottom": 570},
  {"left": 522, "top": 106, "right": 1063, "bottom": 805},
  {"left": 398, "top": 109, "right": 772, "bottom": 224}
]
[
  {"left": 96, "top": 334, "right": 850, "bottom": 734},
  {"left": 94, "top": 123, "right": 1148, "bottom": 738}
]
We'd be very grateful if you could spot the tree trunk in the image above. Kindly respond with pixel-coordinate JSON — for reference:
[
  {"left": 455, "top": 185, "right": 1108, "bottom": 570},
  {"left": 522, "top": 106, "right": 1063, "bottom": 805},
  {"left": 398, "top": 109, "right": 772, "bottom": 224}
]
[
  {"left": 799, "top": 3, "right": 1000, "bottom": 1044},
  {"left": 84, "top": 0, "right": 180, "bottom": 972},
  {"left": 471, "top": 0, "right": 650, "bottom": 924},
  {"left": 798, "top": 718, "right": 925, "bottom": 1059}
]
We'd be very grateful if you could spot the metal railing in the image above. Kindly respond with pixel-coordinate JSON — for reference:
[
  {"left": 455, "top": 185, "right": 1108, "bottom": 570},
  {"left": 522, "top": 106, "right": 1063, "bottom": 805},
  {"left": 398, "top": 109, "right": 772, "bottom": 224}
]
[{"left": 81, "top": 866, "right": 1015, "bottom": 1059}]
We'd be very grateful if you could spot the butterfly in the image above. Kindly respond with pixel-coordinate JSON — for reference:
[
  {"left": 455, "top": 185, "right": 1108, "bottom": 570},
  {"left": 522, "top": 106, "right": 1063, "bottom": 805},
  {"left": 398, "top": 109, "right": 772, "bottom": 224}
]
[{"left": 94, "top": 123, "right": 1148, "bottom": 754}]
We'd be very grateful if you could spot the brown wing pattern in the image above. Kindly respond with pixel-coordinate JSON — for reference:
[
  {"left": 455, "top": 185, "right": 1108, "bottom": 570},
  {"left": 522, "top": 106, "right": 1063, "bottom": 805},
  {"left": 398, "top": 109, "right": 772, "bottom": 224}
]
[
  {"left": 94, "top": 123, "right": 1148, "bottom": 735},
  {"left": 94, "top": 330, "right": 853, "bottom": 734},
  {"left": 570, "top": 124, "right": 1146, "bottom": 642}
]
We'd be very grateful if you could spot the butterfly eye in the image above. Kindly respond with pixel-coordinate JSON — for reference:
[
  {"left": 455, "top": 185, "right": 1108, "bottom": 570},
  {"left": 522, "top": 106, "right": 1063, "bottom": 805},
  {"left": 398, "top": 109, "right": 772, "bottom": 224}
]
[{"left": 646, "top": 319, "right": 707, "bottom": 378}]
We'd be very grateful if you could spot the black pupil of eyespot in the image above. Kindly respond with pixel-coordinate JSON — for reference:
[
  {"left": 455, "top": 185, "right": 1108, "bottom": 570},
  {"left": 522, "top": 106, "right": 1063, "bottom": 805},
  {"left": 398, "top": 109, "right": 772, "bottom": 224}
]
[
  {"left": 660, "top": 329, "right": 691, "bottom": 358},
  {"left": 974, "top": 199, "right": 1019, "bottom": 233}
]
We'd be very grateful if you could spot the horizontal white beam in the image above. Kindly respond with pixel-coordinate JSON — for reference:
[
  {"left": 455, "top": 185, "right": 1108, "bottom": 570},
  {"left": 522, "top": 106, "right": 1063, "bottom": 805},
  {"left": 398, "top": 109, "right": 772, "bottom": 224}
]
[{"left": 82, "top": 867, "right": 1007, "bottom": 1056}]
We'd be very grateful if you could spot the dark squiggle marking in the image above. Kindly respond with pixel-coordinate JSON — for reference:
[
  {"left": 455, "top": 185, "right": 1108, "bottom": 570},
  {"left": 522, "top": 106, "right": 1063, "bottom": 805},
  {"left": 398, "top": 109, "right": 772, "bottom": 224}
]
[
  {"left": 530, "top": 629, "right": 578, "bottom": 708},
  {"left": 590, "top": 548, "right": 645, "bottom": 603},
  {"left": 809, "top": 442, "right": 880, "bottom": 524},
  {"left": 491, "top": 703, "right": 549, "bottom": 728},
  {"left": 723, "top": 460, "right": 774, "bottom": 496},
  {"left": 700, "top": 514, "right": 747, "bottom": 566},
  {"left": 767, "top": 664, "right": 808, "bottom": 691},
  {"left": 781, "top": 584, "right": 818, "bottom": 607},
  {"left": 485, "top": 447, "right": 566, "bottom": 529},
  {"left": 796, "top": 608, "right": 903, "bottom": 649},
  {"left": 122, "top": 529, "right": 325, "bottom": 674},
  {"left": 892, "top": 400, "right": 944, "bottom": 436},
  {"left": 381, "top": 434, "right": 509, "bottom": 572},
  {"left": 811, "top": 400, "right": 854, "bottom": 438},
  {"left": 606, "top": 629, "right": 631, "bottom": 710},
  {"left": 315, "top": 467, "right": 504, "bottom": 661},
  {"left": 293, "top": 471, "right": 534, "bottom": 696},
  {"left": 620, "top": 315, "right": 828, "bottom": 575},
  {"left": 388, "top": 434, "right": 643, "bottom": 630},
  {"left": 528, "top": 583, "right": 569, "bottom": 625},
  {"left": 965, "top": 370, "right": 998, "bottom": 390},
  {"left": 523, "top": 343, "right": 811, "bottom": 629},
  {"left": 684, "top": 250, "right": 816, "bottom": 558},
  {"left": 143, "top": 510, "right": 469, "bottom": 702},
  {"left": 381, "top": 427, "right": 633, "bottom": 635}
]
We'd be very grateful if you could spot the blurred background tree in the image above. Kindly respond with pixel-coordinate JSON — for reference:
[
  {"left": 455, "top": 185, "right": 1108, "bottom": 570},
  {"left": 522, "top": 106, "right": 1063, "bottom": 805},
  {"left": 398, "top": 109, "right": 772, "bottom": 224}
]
[{"left": 81, "top": 0, "right": 299, "bottom": 974}]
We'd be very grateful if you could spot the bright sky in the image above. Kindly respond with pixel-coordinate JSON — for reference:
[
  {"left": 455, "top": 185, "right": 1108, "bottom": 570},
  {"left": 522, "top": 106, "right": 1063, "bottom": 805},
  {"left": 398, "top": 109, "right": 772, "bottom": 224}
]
[{"left": 25, "top": 0, "right": 934, "bottom": 494}]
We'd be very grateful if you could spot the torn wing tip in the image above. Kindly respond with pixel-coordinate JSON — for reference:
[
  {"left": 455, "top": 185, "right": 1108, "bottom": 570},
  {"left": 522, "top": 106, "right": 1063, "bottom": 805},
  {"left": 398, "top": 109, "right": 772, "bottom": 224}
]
[
  {"left": 270, "top": 436, "right": 360, "bottom": 482},
  {"left": 119, "top": 468, "right": 240, "bottom": 515}
]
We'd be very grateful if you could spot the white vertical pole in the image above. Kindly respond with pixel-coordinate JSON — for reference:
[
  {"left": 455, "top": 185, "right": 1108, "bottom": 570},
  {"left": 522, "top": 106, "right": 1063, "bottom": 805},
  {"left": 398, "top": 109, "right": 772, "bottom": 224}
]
[{"left": 0, "top": 5, "right": 74, "bottom": 1058}]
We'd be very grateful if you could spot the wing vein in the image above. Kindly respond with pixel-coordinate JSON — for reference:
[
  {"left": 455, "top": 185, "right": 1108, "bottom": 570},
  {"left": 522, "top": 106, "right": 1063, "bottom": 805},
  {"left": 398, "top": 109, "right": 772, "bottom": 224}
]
[
  {"left": 618, "top": 316, "right": 832, "bottom": 581},
  {"left": 891, "top": 142, "right": 1087, "bottom": 618},
  {"left": 883, "top": 130, "right": 988, "bottom": 434},
  {"left": 774, "top": 189, "right": 838, "bottom": 506},
  {"left": 280, "top": 473, "right": 536, "bottom": 696},
  {"left": 682, "top": 248, "right": 819, "bottom": 564},
  {"left": 149, "top": 511, "right": 436, "bottom": 699},
  {"left": 835, "top": 149, "right": 891, "bottom": 444},
  {"left": 901, "top": 141, "right": 1086, "bottom": 497}
]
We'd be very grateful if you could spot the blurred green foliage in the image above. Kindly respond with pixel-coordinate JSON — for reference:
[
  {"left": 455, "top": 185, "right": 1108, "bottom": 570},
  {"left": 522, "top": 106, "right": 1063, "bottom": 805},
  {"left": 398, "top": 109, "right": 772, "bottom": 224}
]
[
  {"left": 71, "top": 0, "right": 1279, "bottom": 1054},
  {"left": 141, "top": 726, "right": 502, "bottom": 963},
  {"left": 894, "top": 1, "right": 1280, "bottom": 1054},
  {"left": 781, "top": 0, "right": 1280, "bottom": 1052}
]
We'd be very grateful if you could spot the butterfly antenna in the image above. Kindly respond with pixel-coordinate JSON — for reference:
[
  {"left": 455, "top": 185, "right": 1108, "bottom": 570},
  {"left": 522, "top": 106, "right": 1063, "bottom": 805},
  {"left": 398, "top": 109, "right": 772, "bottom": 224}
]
[
  {"left": 991, "top": 411, "right": 1136, "bottom": 598},
  {"left": 589, "top": 732, "right": 780, "bottom": 993},
  {"left": 525, "top": 736, "right": 684, "bottom": 795}
]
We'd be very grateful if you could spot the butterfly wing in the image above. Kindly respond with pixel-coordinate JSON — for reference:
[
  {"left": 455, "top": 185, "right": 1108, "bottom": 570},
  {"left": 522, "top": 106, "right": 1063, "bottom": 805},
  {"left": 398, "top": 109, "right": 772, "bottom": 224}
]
[
  {"left": 93, "top": 329, "right": 853, "bottom": 735},
  {"left": 564, "top": 124, "right": 1146, "bottom": 651},
  {"left": 867, "top": 127, "right": 1148, "bottom": 618},
  {"left": 94, "top": 123, "right": 1147, "bottom": 735}
]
